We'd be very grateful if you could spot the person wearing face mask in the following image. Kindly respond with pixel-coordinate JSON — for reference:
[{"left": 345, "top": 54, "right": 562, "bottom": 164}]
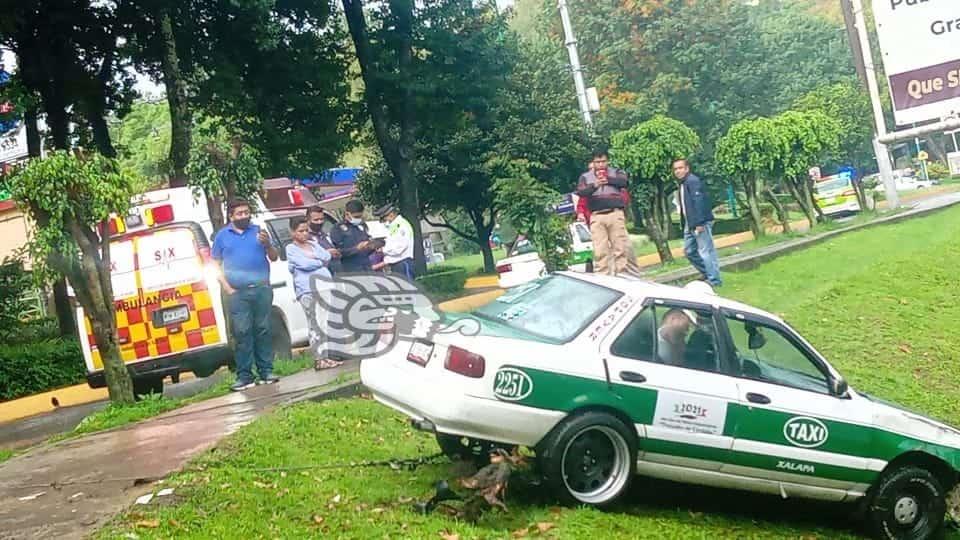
[
  {"left": 372, "top": 203, "right": 414, "bottom": 280},
  {"left": 305, "top": 205, "right": 342, "bottom": 275},
  {"left": 211, "top": 199, "right": 280, "bottom": 391},
  {"left": 286, "top": 216, "right": 341, "bottom": 370},
  {"left": 331, "top": 200, "right": 376, "bottom": 272}
]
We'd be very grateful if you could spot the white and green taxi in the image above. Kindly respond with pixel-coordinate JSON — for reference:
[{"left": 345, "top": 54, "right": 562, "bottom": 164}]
[{"left": 360, "top": 273, "right": 960, "bottom": 539}]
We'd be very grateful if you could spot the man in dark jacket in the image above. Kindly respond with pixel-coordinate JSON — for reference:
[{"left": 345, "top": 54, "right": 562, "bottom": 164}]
[
  {"left": 577, "top": 148, "right": 631, "bottom": 275},
  {"left": 331, "top": 200, "right": 375, "bottom": 273},
  {"left": 674, "top": 159, "right": 722, "bottom": 287}
]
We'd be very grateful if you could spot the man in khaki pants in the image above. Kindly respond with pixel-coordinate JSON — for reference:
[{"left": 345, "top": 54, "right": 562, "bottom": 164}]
[{"left": 577, "top": 148, "right": 632, "bottom": 275}]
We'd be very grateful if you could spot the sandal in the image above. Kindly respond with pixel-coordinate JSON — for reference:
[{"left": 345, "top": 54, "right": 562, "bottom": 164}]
[{"left": 314, "top": 359, "right": 343, "bottom": 370}]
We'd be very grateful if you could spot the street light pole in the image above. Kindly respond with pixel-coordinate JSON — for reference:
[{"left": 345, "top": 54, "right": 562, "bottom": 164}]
[
  {"left": 848, "top": 0, "right": 900, "bottom": 209},
  {"left": 558, "top": 0, "right": 592, "bottom": 130}
]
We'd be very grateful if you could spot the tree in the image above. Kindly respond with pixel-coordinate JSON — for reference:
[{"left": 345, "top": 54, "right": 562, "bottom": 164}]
[
  {"left": 126, "top": 0, "right": 353, "bottom": 182},
  {"left": 186, "top": 125, "right": 264, "bottom": 230},
  {"left": 492, "top": 160, "right": 569, "bottom": 272},
  {"left": 4, "top": 151, "right": 137, "bottom": 404},
  {"left": 771, "top": 110, "right": 843, "bottom": 228},
  {"left": 355, "top": 23, "right": 587, "bottom": 274},
  {"left": 110, "top": 100, "right": 171, "bottom": 189},
  {"left": 793, "top": 80, "right": 873, "bottom": 210},
  {"left": 611, "top": 116, "right": 701, "bottom": 263},
  {"left": 715, "top": 117, "right": 784, "bottom": 238}
]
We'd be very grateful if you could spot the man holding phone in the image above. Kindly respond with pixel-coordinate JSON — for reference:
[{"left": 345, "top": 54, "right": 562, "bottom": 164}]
[
  {"left": 212, "top": 199, "right": 280, "bottom": 391},
  {"left": 332, "top": 200, "right": 376, "bottom": 273},
  {"left": 577, "top": 148, "right": 631, "bottom": 275}
]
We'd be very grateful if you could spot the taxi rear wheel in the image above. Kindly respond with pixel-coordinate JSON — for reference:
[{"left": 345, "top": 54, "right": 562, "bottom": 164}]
[
  {"left": 867, "top": 465, "right": 946, "bottom": 540},
  {"left": 538, "top": 412, "right": 636, "bottom": 507}
]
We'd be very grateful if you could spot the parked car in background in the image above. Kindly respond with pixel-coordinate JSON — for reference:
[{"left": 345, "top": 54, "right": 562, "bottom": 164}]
[
  {"left": 872, "top": 176, "right": 937, "bottom": 193},
  {"left": 495, "top": 222, "right": 594, "bottom": 289}
]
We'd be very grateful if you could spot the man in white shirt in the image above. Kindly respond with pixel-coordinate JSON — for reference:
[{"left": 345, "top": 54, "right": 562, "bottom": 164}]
[{"left": 373, "top": 204, "right": 415, "bottom": 279}]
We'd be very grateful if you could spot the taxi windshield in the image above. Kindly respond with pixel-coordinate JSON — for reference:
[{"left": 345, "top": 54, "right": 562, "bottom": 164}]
[{"left": 472, "top": 275, "right": 621, "bottom": 343}]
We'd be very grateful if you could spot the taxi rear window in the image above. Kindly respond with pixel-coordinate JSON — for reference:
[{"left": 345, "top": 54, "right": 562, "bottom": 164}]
[{"left": 472, "top": 275, "right": 621, "bottom": 343}]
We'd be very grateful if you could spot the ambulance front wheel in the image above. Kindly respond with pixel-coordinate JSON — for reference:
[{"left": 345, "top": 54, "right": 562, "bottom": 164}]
[{"left": 132, "top": 377, "right": 164, "bottom": 401}]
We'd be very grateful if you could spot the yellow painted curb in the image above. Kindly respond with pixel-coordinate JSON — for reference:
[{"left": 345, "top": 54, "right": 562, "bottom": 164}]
[
  {"left": 0, "top": 372, "right": 197, "bottom": 425},
  {"left": 464, "top": 275, "right": 499, "bottom": 289},
  {"left": 438, "top": 289, "right": 504, "bottom": 313}
]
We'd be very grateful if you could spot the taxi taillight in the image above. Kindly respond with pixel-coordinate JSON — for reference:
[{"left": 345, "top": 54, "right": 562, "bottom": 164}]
[
  {"left": 444, "top": 346, "right": 485, "bottom": 378},
  {"left": 496, "top": 263, "right": 512, "bottom": 274}
]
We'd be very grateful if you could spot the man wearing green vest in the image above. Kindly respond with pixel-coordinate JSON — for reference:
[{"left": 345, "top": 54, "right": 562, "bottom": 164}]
[{"left": 373, "top": 204, "right": 415, "bottom": 280}]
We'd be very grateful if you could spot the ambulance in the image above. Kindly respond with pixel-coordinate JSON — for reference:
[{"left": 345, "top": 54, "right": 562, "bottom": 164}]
[{"left": 75, "top": 186, "right": 317, "bottom": 396}]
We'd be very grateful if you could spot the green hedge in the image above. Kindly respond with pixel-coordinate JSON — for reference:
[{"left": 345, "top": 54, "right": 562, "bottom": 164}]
[
  {"left": 0, "top": 339, "right": 86, "bottom": 401},
  {"left": 416, "top": 266, "right": 467, "bottom": 296}
]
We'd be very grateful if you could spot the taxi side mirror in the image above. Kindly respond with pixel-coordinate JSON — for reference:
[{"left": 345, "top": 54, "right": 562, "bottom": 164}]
[
  {"left": 830, "top": 376, "right": 849, "bottom": 398},
  {"left": 747, "top": 326, "right": 766, "bottom": 350}
]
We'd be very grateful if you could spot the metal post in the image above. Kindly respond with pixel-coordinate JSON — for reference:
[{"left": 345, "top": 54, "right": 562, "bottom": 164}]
[
  {"left": 914, "top": 131, "right": 928, "bottom": 181},
  {"left": 558, "top": 0, "right": 592, "bottom": 130},
  {"left": 850, "top": 0, "right": 900, "bottom": 209}
]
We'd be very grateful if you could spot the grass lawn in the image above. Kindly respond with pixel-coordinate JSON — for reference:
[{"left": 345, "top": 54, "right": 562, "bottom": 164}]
[
  {"left": 439, "top": 248, "right": 506, "bottom": 276},
  {"left": 59, "top": 355, "right": 316, "bottom": 440},
  {"left": 0, "top": 448, "right": 12, "bottom": 464},
  {"left": 98, "top": 205, "right": 960, "bottom": 539}
]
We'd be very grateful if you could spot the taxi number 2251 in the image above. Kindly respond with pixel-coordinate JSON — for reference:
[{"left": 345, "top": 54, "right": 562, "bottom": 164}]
[{"left": 493, "top": 368, "right": 534, "bottom": 401}]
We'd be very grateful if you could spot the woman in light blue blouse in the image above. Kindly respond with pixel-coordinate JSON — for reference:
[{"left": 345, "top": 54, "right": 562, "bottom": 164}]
[{"left": 286, "top": 217, "right": 341, "bottom": 370}]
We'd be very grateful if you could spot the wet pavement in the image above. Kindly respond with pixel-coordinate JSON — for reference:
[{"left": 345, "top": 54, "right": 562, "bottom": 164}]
[
  {"left": 0, "top": 371, "right": 231, "bottom": 452},
  {"left": 0, "top": 364, "right": 358, "bottom": 540}
]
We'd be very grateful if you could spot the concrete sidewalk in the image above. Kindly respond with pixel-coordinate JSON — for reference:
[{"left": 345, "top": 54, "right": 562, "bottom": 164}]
[{"left": 0, "top": 365, "right": 358, "bottom": 540}]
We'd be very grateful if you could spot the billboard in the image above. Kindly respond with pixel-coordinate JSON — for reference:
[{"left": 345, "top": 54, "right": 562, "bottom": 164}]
[{"left": 873, "top": 0, "right": 960, "bottom": 125}]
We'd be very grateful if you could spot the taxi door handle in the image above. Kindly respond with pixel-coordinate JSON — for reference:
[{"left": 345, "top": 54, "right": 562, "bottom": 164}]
[
  {"left": 746, "top": 392, "right": 771, "bottom": 405},
  {"left": 619, "top": 371, "right": 647, "bottom": 383}
]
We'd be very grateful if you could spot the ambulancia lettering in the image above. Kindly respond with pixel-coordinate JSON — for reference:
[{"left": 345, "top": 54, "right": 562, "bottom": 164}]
[
  {"left": 493, "top": 368, "right": 533, "bottom": 401},
  {"left": 776, "top": 460, "right": 816, "bottom": 474},
  {"left": 783, "top": 417, "right": 829, "bottom": 448}
]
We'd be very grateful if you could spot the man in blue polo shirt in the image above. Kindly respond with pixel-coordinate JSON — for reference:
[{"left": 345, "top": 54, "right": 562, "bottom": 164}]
[{"left": 212, "top": 200, "right": 280, "bottom": 391}]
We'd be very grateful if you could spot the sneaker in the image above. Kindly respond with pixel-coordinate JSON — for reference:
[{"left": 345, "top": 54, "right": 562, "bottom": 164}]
[
  {"left": 257, "top": 374, "right": 280, "bottom": 385},
  {"left": 230, "top": 379, "right": 256, "bottom": 392}
]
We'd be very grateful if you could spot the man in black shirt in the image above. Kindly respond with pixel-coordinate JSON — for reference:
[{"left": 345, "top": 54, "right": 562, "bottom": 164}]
[{"left": 331, "top": 200, "right": 375, "bottom": 272}]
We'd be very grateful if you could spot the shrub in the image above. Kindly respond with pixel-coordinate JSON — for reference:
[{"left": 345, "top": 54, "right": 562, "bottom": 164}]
[
  {"left": 416, "top": 267, "right": 467, "bottom": 297},
  {"left": 0, "top": 257, "right": 32, "bottom": 328},
  {"left": 926, "top": 161, "right": 950, "bottom": 180},
  {"left": 0, "top": 339, "right": 86, "bottom": 401},
  {"left": 0, "top": 317, "right": 60, "bottom": 345}
]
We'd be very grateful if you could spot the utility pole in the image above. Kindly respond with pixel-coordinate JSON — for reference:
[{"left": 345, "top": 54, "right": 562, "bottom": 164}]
[
  {"left": 558, "top": 0, "right": 592, "bottom": 130},
  {"left": 847, "top": 0, "right": 900, "bottom": 209}
]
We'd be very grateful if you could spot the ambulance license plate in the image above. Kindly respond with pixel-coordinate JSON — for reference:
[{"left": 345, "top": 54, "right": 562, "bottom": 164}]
[{"left": 158, "top": 305, "right": 190, "bottom": 326}]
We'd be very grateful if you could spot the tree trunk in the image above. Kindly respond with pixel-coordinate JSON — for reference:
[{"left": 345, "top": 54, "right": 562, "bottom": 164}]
[
  {"left": 42, "top": 88, "right": 70, "bottom": 150},
  {"left": 784, "top": 179, "right": 815, "bottom": 228},
  {"left": 51, "top": 280, "right": 75, "bottom": 338},
  {"left": 342, "top": 0, "right": 424, "bottom": 277},
  {"left": 24, "top": 105, "right": 42, "bottom": 157},
  {"left": 852, "top": 176, "right": 869, "bottom": 213},
  {"left": 643, "top": 196, "right": 673, "bottom": 264},
  {"left": 85, "top": 109, "right": 116, "bottom": 158},
  {"left": 658, "top": 185, "right": 672, "bottom": 240},
  {"left": 803, "top": 179, "right": 826, "bottom": 222},
  {"left": 206, "top": 194, "right": 225, "bottom": 231},
  {"left": 743, "top": 179, "right": 765, "bottom": 238},
  {"left": 764, "top": 186, "right": 790, "bottom": 234},
  {"left": 58, "top": 217, "right": 134, "bottom": 404},
  {"left": 630, "top": 196, "right": 643, "bottom": 231},
  {"left": 158, "top": 6, "right": 192, "bottom": 188}
]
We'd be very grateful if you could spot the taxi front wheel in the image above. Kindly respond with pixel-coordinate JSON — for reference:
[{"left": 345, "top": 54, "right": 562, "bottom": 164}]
[
  {"left": 867, "top": 465, "right": 946, "bottom": 540},
  {"left": 537, "top": 412, "right": 637, "bottom": 507}
]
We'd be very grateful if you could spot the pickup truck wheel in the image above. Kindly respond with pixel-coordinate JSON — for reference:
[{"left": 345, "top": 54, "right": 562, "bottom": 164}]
[
  {"left": 271, "top": 313, "right": 293, "bottom": 363},
  {"left": 436, "top": 434, "right": 513, "bottom": 467},
  {"left": 538, "top": 412, "right": 636, "bottom": 507},
  {"left": 867, "top": 465, "right": 946, "bottom": 540},
  {"left": 133, "top": 377, "right": 164, "bottom": 400}
]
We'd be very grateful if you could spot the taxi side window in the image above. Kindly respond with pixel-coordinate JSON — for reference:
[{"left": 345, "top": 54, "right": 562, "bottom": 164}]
[
  {"left": 611, "top": 305, "right": 721, "bottom": 374},
  {"left": 725, "top": 316, "right": 830, "bottom": 394}
]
